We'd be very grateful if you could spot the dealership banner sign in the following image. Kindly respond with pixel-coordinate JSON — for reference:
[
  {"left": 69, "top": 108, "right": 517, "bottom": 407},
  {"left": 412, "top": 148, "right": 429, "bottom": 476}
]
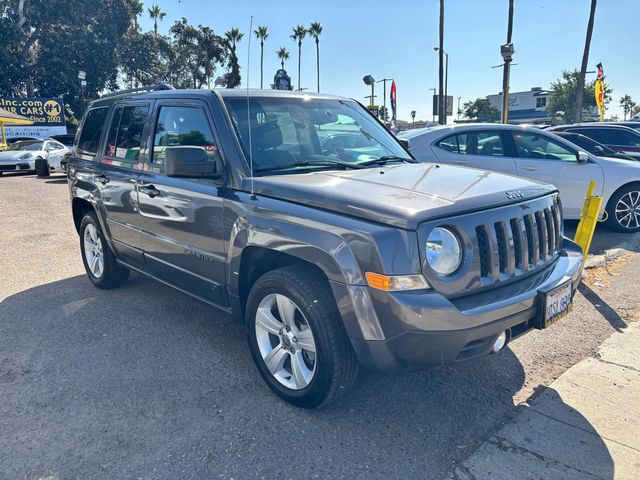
[{"left": 0, "top": 97, "right": 67, "bottom": 138}]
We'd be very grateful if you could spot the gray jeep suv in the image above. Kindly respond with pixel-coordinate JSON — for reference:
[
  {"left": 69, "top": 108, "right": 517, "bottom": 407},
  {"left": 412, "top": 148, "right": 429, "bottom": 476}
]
[{"left": 68, "top": 85, "right": 583, "bottom": 407}]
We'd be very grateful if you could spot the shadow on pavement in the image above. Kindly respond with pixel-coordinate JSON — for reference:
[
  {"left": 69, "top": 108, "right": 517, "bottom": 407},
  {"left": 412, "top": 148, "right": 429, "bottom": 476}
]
[
  {"left": 578, "top": 282, "right": 627, "bottom": 333},
  {"left": 0, "top": 274, "right": 613, "bottom": 479}
]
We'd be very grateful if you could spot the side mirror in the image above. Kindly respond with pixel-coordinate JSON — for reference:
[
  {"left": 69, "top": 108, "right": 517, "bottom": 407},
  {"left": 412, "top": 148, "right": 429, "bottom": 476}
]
[
  {"left": 577, "top": 151, "right": 589, "bottom": 163},
  {"left": 398, "top": 138, "right": 411, "bottom": 151},
  {"left": 165, "top": 146, "right": 217, "bottom": 178},
  {"left": 593, "top": 145, "right": 605, "bottom": 155}
]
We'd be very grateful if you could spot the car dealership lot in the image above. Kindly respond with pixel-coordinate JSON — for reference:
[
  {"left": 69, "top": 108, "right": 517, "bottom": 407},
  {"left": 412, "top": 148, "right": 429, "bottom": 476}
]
[{"left": 0, "top": 173, "right": 637, "bottom": 479}]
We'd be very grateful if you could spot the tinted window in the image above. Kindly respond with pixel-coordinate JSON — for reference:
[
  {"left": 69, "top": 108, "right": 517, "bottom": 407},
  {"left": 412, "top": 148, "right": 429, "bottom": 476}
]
[
  {"left": 77, "top": 107, "right": 108, "bottom": 158},
  {"left": 152, "top": 106, "right": 220, "bottom": 166},
  {"left": 437, "top": 131, "right": 504, "bottom": 157},
  {"left": 105, "top": 105, "right": 149, "bottom": 164},
  {"left": 513, "top": 131, "right": 576, "bottom": 161},
  {"left": 597, "top": 128, "right": 640, "bottom": 147}
]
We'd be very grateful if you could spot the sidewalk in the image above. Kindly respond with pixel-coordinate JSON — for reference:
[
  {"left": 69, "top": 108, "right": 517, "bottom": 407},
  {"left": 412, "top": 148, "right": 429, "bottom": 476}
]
[{"left": 453, "top": 321, "right": 640, "bottom": 480}]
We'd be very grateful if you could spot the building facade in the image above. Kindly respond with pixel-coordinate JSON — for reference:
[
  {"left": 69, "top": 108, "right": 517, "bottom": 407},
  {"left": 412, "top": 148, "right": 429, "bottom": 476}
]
[{"left": 487, "top": 87, "right": 551, "bottom": 124}]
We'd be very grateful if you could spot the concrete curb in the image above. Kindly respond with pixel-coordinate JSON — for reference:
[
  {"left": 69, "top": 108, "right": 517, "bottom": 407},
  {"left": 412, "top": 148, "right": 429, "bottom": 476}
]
[{"left": 584, "top": 232, "right": 640, "bottom": 269}]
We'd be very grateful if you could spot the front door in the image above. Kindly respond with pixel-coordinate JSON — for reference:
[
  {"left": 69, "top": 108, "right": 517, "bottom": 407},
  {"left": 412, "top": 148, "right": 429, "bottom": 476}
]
[
  {"left": 510, "top": 130, "right": 604, "bottom": 218},
  {"left": 135, "top": 101, "right": 228, "bottom": 308}
]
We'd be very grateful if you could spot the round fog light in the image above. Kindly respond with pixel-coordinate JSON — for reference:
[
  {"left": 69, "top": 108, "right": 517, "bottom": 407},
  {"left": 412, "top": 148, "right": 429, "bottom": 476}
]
[{"left": 492, "top": 330, "right": 507, "bottom": 353}]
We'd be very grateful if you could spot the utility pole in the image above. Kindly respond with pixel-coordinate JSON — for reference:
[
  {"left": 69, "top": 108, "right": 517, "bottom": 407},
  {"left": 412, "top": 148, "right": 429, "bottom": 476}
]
[
  {"left": 501, "top": 0, "right": 514, "bottom": 124},
  {"left": 430, "top": 87, "right": 437, "bottom": 122},
  {"left": 575, "top": 0, "right": 598, "bottom": 122},
  {"left": 438, "top": 0, "right": 445, "bottom": 124}
]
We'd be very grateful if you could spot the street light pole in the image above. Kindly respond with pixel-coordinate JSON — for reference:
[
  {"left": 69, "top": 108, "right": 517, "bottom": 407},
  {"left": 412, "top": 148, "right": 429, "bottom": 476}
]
[
  {"left": 430, "top": 87, "right": 437, "bottom": 123},
  {"left": 501, "top": 0, "right": 515, "bottom": 124},
  {"left": 434, "top": 47, "right": 448, "bottom": 124},
  {"left": 377, "top": 78, "right": 393, "bottom": 122}
]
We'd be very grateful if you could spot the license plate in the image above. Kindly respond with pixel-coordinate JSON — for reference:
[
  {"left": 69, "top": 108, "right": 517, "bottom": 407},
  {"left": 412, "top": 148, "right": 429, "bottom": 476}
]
[{"left": 541, "top": 281, "right": 573, "bottom": 328}]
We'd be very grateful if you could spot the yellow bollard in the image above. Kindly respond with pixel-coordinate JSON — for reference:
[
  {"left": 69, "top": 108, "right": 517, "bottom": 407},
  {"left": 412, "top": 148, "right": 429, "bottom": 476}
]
[{"left": 574, "top": 180, "right": 604, "bottom": 261}]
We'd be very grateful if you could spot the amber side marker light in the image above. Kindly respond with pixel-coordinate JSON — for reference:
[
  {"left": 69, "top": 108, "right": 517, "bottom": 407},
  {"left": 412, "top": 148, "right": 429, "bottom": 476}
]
[{"left": 365, "top": 272, "right": 430, "bottom": 291}]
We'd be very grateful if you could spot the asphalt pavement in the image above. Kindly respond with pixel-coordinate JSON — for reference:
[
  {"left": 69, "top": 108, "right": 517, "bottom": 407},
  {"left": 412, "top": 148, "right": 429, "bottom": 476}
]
[{"left": 0, "top": 172, "right": 637, "bottom": 479}]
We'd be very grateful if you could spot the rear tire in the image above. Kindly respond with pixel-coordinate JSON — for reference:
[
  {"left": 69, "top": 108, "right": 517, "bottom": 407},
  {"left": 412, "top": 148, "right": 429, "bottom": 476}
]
[
  {"left": 605, "top": 185, "right": 640, "bottom": 233},
  {"left": 35, "top": 157, "right": 49, "bottom": 177},
  {"left": 79, "top": 212, "right": 130, "bottom": 289},
  {"left": 246, "top": 266, "right": 358, "bottom": 408}
]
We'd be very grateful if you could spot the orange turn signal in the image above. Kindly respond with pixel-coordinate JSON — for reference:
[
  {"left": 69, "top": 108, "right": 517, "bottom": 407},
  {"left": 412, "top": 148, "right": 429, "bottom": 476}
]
[{"left": 365, "top": 272, "right": 430, "bottom": 291}]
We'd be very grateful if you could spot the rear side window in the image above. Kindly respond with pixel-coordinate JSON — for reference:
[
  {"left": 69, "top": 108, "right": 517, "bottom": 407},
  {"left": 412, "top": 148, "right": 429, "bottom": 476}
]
[
  {"left": 151, "top": 106, "right": 220, "bottom": 166},
  {"left": 77, "top": 107, "right": 108, "bottom": 158},
  {"left": 105, "top": 105, "right": 150, "bottom": 166},
  {"left": 437, "top": 131, "right": 504, "bottom": 157}
]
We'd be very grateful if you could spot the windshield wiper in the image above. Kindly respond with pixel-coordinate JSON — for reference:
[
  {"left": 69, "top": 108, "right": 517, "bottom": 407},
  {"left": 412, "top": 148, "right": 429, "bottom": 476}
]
[
  {"left": 254, "top": 159, "right": 365, "bottom": 173},
  {"left": 357, "top": 155, "right": 418, "bottom": 167}
]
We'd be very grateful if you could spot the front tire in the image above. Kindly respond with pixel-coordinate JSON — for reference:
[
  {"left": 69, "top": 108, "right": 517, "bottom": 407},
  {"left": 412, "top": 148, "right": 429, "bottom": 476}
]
[
  {"left": 246, "top": 266, "right": 358, "bottom": 408},
  {"left": 35, "top": 157, "right": 49, "bottom": 177},
  {"left": 605, "top": 185, "right": 640, "bottom": 232},
  {"left": 79, "top": 212, "right": 130, "bottom": 288}
]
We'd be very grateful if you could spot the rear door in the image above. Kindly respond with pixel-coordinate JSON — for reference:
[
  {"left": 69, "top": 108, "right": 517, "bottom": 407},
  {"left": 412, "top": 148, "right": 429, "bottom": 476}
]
[
  {"left": 431, "top": 130, "right": 518, "bottom": 175},
  {"left": 135, "top": 100, "right": 228, "bottom": 308},
  {"left": 510, "top": 130, "right": 604, "bottom": 218},
  {"left": 97, "top": 102, "right": 152, "bottom": 266}
]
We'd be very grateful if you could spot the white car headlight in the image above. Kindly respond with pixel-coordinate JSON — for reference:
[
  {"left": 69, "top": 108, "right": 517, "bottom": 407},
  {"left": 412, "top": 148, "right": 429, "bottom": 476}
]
[
  {"left": 19, "top": 153, "right": 33, "bottom": 160},
  {"left": 426, "top": 227, "right": 462, "bottom": 276}
]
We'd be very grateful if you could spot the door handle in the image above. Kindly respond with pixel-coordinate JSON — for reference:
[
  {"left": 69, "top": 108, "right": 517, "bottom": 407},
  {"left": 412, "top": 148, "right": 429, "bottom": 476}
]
[
  {"left": 95, "top": 174, "right": 110, "bottom": 185},
  {"left": 139, "top": 184, "right": 161, "bottom": 198},
  {"left": 521, "top": 166, "right": 537, "bottom": 171}
]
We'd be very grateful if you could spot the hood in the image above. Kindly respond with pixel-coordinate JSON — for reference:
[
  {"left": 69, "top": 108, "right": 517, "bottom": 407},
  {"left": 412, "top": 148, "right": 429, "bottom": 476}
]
[
  {"left": 248, "top": 163, "right": 556, "bottom": 229},
  {"left": 0, "top": 151, "right": 31, "bottom": 161}
]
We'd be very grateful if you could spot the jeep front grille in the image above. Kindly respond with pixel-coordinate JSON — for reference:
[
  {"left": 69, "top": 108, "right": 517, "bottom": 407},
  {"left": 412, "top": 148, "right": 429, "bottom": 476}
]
[{"left": 476, "top": 199, "right": 562, "bottom": 282}]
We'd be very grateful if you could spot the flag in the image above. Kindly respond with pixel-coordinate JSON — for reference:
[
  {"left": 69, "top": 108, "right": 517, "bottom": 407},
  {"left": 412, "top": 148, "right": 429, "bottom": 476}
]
[
  {"left": 390, "top": 80, "right": 397, "bottom": 124},
  {"left": 594, "top": 63, "right": 605, "bottom": 122}
]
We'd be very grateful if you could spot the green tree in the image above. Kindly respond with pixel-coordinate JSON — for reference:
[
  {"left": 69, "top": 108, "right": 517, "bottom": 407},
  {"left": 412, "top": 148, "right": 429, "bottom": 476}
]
[
  {"left": 148, "top": 4, "right": 167, "bottom": 37},
  {"left": 290, "top": 25, "right": 306, "bottom": 91},
  {"left": 462, "top": 98, "right": 500, "bottom": 122},
  {"left": 632, "top": 105, "right": 640, "bottom": 117},
  {"left": 276, "top": 46, "right": 289, "bottom": 70},
  {"left": 0, "top": 0, "right": 140, "bottom": 117},
  {"left": 169, "top": 18, "right": 225, "bottom": 89},
  {"left": 308, "top": 22, "right": 322, "bottom": 93},
  {"left": 547, "top": 70, "right": 611, "bottom": 124},
  {"left": 223, "top": 27, "right": 243, "bottom": 88},
  {"left": 254, "top": 26, "right": 269, "bottom": 89},
  {"left": 620, "top": 95, "right": 636, "bottom": 121}
]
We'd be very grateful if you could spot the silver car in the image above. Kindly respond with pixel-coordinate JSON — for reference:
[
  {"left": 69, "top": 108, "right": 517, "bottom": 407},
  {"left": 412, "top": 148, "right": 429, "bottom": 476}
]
[
  {"left": 399, "top": 124, "right": 640, "bottom": 232},
  {"left": 0, "top": 139, "right": 68, "bottom": 176}
]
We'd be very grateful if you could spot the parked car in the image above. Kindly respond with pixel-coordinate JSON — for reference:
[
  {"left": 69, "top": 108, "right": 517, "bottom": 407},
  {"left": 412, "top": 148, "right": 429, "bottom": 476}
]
[
  {"left": 6, "top": 136, "right": 39, "bottom": 144},
  {"left": 553, "top": 131, "right": 640, "bottom": 161},
  {"left": 399, "top": 124, "right": 640, "bottom": 232},
  {"left": 68, "top": 86, "right": 582, "bottom": 407},
  {"left": 548, "top": 123, "right": 640, "bottom": 154},
  {"left": 0, "top": 139, "right": 67, "bottom": 175}
]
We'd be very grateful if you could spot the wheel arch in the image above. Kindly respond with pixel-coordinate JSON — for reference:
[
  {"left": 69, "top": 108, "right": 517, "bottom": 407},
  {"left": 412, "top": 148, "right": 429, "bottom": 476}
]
[
  {"left": 72, "top": 197, "right": 95, "bottom": 233},
  {"left": 604, "top": 181, "right": 640, "bottom": 211}
]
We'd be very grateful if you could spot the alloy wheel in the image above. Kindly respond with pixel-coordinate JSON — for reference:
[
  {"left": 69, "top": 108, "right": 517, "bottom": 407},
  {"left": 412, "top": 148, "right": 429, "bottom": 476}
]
[
  {"left": 83, "top": 223, "right": 104, "bottom": 278},
  {"left": 254, "top": 293, "right": 317, "bottom": 390},
  {"left": 615, "top": 191, "right": 640, "bottom": 230}
]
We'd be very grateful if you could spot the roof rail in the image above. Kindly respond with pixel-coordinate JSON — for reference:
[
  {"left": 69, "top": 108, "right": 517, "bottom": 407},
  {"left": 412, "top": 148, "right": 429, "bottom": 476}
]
[{"left": 99, "top": 84, "right": 175, "bottom": 99}]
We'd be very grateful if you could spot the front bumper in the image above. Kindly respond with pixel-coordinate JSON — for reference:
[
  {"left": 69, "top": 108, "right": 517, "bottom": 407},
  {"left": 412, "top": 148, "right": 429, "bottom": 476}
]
[
  {"left": 332, "top": 239, "right": 583, "bottom": 374},
  {"left": 0, "top": 162, "right": 32, "bottom": 172}
]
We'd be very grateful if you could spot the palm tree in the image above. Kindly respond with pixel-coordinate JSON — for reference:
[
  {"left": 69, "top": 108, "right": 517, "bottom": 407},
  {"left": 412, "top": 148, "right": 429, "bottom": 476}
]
[
  {"left": 277, "top": 47, "right": 290, "bottom": 70},
  {"left": 620, "top": 95, "right": 636, "bottom": 121},
  {"left": 411, "top": 111, "right": 416, "bottom": 124},
  {"left": 290, "top": 25, "right": 307, "bottom": 91},
  {"left": 148, "top": 5, "right": 166, "bottom": 37},
  {"left": 574, "top": 0, "right": 598, "bottom": 122},
  {"left": 224, "top": 28, "right": 244, "bottom": 88},
  {"left": 254, "top": 26, "right": 269, "bottom": 89},
  {"left": 308, "top": 22, "right": 322, "bottom": 93}
]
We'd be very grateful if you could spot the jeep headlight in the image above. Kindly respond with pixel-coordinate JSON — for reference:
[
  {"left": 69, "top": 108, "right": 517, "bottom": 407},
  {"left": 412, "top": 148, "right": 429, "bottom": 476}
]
[{"left": 426, "top": 227, "right": 462, "bottom": 276}]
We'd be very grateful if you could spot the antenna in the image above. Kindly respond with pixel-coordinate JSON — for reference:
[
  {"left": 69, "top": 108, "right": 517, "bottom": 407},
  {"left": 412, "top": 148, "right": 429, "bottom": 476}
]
[{"left": 246, "top": 15, "right": 255, "bottom": 197}]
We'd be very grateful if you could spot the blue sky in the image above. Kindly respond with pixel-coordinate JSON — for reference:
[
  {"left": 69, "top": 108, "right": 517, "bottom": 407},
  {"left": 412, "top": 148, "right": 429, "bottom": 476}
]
[{"left": 139, "top": 0, "right": 640, "bottom": 122}]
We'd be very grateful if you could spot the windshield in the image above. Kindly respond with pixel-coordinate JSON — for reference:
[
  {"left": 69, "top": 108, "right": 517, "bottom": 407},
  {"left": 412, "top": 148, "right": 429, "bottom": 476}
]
[
  {"left": 6, "top": 140, "right": 44, "bottom": 151},
  {"left": 223, "top": 96, "right": 411, "bottom": 174}
]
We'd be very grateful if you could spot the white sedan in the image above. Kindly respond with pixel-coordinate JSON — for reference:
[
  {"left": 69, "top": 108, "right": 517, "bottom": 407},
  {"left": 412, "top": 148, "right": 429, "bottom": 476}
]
[
  {"left": 0, "top": 139, "right": 69, "bottom": 176},
  {"left": 399, "top": 124, "right": 640, "bottom": 232}
]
